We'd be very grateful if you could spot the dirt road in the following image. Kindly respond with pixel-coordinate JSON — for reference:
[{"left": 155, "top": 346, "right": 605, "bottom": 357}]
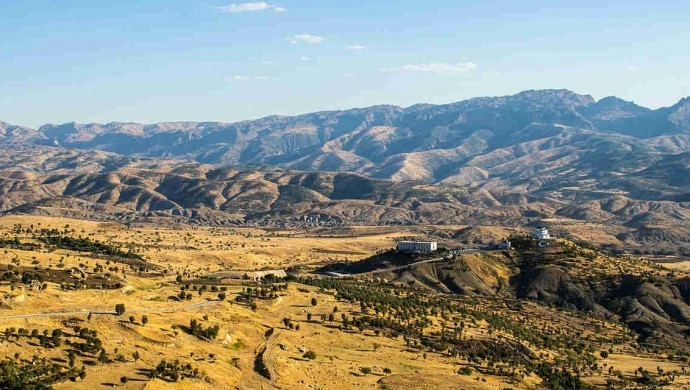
[{"left": 0, "top": 299, "right": 221, "bottom": 321}]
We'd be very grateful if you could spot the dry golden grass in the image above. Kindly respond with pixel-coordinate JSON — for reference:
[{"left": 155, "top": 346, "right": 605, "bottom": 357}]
[{"left": 1, "top": 215, "right": 689, "bottom": 389}]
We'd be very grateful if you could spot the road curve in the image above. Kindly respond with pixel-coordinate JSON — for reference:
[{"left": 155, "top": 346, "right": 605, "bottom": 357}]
[{"left": 350, "top": 249, "right": 485, "bottom": 276}]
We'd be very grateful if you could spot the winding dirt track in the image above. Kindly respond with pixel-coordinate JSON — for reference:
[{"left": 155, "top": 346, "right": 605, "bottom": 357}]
[{"left": 0, "top": 299, "right": 220, "bottom": 321}]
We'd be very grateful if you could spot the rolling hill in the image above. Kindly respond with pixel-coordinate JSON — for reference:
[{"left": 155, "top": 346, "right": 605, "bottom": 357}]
[
  {"left": 0, "top": 145, "right": 688, "bottom": 257},
  {"left": 1, "top": 89, "right": 689, "bottom": 254}
]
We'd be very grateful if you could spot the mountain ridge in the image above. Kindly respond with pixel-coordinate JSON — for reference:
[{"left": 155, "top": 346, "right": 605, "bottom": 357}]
[{"left": 4, "top": 89, "right": 688, "bottom": 187}]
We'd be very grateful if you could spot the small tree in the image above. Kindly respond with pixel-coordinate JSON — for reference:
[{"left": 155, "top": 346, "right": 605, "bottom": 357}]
[
  {"left": 360, "top": 367, "right": 372, "bottom": 375},
  {"left": 115, "top": 304, "right": 126, "bottom": 316},
  {"left": 120, "top": 376, "right": 128, "bottom": 385},
  {"left": 311, "top": 298, "right": 317, "bottom": 307},
  {"left": 98, "top": 349, "right": 109, "bottom": 365},
  {"left": 303, "top": 350, "right": 317, "bottom": 360},
  {"left": 141, "top": 315, "right": 148, "bottom": 325},
  {"left": 68, "top": 351, "right": 76, "bottom": 368}
]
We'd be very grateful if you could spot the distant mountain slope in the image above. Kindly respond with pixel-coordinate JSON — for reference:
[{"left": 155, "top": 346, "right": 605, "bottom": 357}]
[
  {"left": 3, "top": 90, "right": 690, "bottom": 186},
  {"left": 0, "top": 121, "right": 44, "bottom": 144},
  {"left": 2, "top": 89, "right": 690, "bottom": 254},
  {"left": 1, "top": 146, "right": 689, "bottom": 256}
]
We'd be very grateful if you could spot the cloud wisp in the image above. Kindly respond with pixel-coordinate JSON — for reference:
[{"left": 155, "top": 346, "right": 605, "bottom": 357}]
[
  {"left": 287, "top": 34, "right": 326, "bottom": 44},
  {"left": 345, "top": 45, "right": 366, "bottom": 51},
  {"left": 380, "top": 62, "right": 477, "bottom": 74},
  {"left": 228, "top": 75, "right": 269, "bottom": 81},
  {"left": 218, "top": 2, "right": 286, "bottom": 13}
]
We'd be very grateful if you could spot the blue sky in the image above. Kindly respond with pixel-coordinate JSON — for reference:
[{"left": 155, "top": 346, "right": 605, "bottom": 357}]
[{"left": 1, "top": 0, "right": 689, "bottom": 128}]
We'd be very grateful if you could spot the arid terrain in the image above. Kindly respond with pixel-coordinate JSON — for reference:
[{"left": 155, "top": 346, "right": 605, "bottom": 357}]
[
  {"left": 2, "top": 215, "right": 690, "bottom": 389},
  {"left": 0, "top": 144, "right": 689, "bottom": 258},
  {"left": 2, "top": 90, "right": 690, "bottom": 389},
  {"left": 2, "top": 90, "right": 690, "bottom": 256}
]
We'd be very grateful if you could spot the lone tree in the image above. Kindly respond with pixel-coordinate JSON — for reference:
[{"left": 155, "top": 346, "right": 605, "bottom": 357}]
[
  {"left": 98, "top": 349, "right": 109, "bottom": 365},
  {"left": 311, "top": 298, "right": 317, "bottom": 307},
  {"left": 141, "top": 315, "right": 148, "bottom": 325},
  {"left": 303, "top": 350, "right": 317, "bottom": 360},
  {"left": 115, "top": 303, "right": 126, "bottom": 316}
]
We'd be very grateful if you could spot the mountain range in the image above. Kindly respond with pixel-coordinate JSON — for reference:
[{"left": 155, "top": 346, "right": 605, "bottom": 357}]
[
  {"left": 1, "top": 89, "right": 689, "bottom": 254},
  {"left": 3, "top": 89, "right": 690, "bottom": 187}
]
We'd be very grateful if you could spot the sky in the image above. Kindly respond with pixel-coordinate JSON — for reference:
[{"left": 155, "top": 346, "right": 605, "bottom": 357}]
[{"left": 1, "top": 0, "right": 690, "bottom": 128}]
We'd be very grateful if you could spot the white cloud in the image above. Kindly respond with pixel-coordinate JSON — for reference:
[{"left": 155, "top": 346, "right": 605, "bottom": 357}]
[
  {"left": 300, "top": 56, "right": 311, "bottom": 61},
  {"left": 228, "top": 75, "right": 268, "bottom": 81},
  {"left": 345, "top": 45, "right": 366, "bottom": 51},
  {"left": 379, "top": 62, "right": 477, "bottom": 74},
  {"left": 627, "top": 66, "right": 639, "bottom": 72},
  {"left": 287, "top": 34, "right": 326, "bottom": 44},
  {"left": 217, "top": 2, "right": 285, "bottom": 13},
  {"left": 344, "top": 72, "right": 356, "bottom": 78}
]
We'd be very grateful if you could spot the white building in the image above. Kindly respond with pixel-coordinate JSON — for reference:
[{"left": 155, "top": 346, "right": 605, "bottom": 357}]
[
  {"left": 396, "top": 241, "right": 438, "bottom": 253},
  {"left": 533, "top": 227, "right": 551, "bottom": 240}
]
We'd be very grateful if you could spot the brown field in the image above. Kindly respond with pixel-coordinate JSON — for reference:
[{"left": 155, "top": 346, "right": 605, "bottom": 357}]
[{"left": 2, "top": 215, "right": 690, "bottom": 389}]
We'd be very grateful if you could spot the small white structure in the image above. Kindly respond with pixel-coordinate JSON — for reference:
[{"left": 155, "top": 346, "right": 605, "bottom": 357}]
[
  {"left": 396, "top": 241, "right": 438, "bottom": 253},
  {"left": 533, "top": 227, "right": 551, "bottom": 240}
]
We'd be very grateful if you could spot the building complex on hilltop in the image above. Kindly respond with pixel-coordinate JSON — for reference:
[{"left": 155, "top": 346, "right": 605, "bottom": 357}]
[
  {"left": 533, "top": 227, "right": 551, "bottom": 240},
  {"left": 396, "top": 241, "right": 438, "bottom": 253}
]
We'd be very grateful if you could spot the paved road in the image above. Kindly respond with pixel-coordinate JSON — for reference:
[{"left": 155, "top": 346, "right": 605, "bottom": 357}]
[{"left": 0, "top": 299, "right": 221, "bottom": 321}]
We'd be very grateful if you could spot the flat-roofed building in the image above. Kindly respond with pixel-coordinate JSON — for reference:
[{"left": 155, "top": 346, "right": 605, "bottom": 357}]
[
  {"left": 396, "top": 241, "right": 438, "bottom": 253},
  {"left": 533, "top": 227, "right": 551, "bottom": 240}
]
